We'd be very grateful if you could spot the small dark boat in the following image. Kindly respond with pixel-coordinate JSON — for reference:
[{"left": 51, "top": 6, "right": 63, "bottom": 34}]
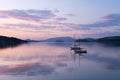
[
  {"left": 71, "top": 35, "right": 87, "bottom": 54},
  {"left": 71, "top": 47, "right": 81, "bottom": 50},
  {"left": 71, "top": 45, "right": 87, "bottom": 53},
  {"left": 71, "top": 45, "right": 84, "bottom": 50},
  {"left": 75, "top": 49, "right": 87, "bottom": 53}
]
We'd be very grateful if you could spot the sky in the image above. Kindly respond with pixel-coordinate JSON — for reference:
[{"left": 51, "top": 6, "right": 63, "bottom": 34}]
[{"left": 0, "top": 0, "right": 120, "bottom": 39}]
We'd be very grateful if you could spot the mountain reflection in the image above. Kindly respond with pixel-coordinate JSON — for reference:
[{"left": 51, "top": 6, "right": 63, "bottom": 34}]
[
  {"left": 0, "top": 62, "right": 55, "bottom": 76},
  {"left": 84, "top": 54, "right": 120, "bottom": 70},
  {"left": 0, "top": 43, "right": 71, "bottom": 76},
  {"left": 0, "top": 42, "right": 120, "bottom": 79},
  {"left": 0, "top": 54, "right": 70, "bottom": 76},
  {"left": 0, "top": 42, "right": 26, "bottom": 49}
]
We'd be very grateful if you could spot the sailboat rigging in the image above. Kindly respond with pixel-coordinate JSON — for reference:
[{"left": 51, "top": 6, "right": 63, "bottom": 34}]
[{"left": 70, "top": 34, "right": 87, "bottom": 53}]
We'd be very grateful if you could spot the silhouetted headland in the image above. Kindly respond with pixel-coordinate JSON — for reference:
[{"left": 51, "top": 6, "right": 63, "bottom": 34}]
[
  {"left": 26, "top": 37, "right": 74, "bottom": 42},
  {"left": 75, "top": 36, "right": 120, "bottom": 46},
  {"left": 27, "top": 36, "right": 120, "bottom": 44},
  {"left": 0, "top": 35, "right": 27, "bottom": 49}
]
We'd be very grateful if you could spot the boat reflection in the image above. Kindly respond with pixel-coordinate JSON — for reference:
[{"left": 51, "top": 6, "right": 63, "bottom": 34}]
[
  {"left": 71, "top": 41, "right": 87, "bottom": 54},
  {"left": 70, "top": 47, "right": 87, "bottom": 66}
]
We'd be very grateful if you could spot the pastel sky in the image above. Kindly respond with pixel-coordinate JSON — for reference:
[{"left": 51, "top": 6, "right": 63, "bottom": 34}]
[{"left": 0, "top": 0, "right": 120, "bottom": 39}]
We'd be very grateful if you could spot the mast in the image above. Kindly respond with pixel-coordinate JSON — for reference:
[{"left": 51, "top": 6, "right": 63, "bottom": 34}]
[
  {"left": 74, "top": 34, "right": 76, "bottom": 42},
  {"left": 73, "top": 34, "right": 77, "bottom": 46}
]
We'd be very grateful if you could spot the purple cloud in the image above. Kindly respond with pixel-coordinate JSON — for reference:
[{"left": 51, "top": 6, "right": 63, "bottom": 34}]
[
  {"left": 55, "top": 17, "right": 67, "bottom": 21},
  {"left": 54, "top": 9, "right": 60, "bottom": 13},
  {"left": 57, "top": 14, "right": 120, "bottom": 36},
  {"left": 2, "top": 23, "right": 56, "bottom": 32},
  {"left": 80, "top": 14, "right": 120, "bottom": 27},
  {"left": 65, "top": 13, "right": 76, "bottom": 17},
  {"left": 0, "top": 11, "right": 120, "bottom": 38},
  {"left": 0, "top": 9, "right": 56, "bottom": 22}
]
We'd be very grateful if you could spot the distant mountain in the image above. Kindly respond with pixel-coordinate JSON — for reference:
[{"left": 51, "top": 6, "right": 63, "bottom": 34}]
[
  {"left": 27, "top": 36, "right": 120, "bottom": 43},
  {"left": 43, "top": 37, "right": 74, "bottom": 42},
  {"left": 0, "top": 35, "right": 27, "bottom": 48},
  {"left": 26, "top": 39, "right": 41, "bottom": 42},
  {"left": 40, "top": 37, "right": 74, "bottom": 42},
  {"left": 75, "top": 38, "right": 95, "bottom": 42},
  {"left": 96, "top": 36, "right": 120, "bottom": 42},
  {"left": 75, "top": 36, "right": 120, "bottom": 43}
]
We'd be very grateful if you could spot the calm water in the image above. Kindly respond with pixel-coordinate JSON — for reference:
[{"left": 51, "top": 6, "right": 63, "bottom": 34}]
[{"left": 0, "top": 42, "right": 120, "bottom": 80}]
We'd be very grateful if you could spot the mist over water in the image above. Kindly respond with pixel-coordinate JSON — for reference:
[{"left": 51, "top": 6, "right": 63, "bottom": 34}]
[{"left": 0, "top": 42, "right": 120, "bottom": 80}]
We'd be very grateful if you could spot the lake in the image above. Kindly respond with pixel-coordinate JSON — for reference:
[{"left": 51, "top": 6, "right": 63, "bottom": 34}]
[{"left": 0, "top": 42, "right": 120, "bottom": 80}]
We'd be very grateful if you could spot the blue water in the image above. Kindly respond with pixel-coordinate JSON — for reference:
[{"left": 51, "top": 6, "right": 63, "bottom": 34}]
[{"left": 0, "top": 42, "right": 120, "bottom": 80}]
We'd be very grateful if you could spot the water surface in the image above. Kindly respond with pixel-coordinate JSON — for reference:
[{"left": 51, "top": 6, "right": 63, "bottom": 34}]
[{"left": 0, "top": 42, "right": 120, "bottom": 80}]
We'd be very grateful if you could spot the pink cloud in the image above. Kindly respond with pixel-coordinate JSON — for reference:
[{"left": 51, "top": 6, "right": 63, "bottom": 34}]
[{"left": 0, "top": 9, "right": 56, "bottom": 22}]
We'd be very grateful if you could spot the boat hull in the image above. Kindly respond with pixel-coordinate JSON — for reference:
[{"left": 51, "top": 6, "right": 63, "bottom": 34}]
[
  {"left": 71, "top": 47, "right": 80, "bottom": 50},
  {"left": 75, "top": 50, "right": 87, "bottom": 53}
]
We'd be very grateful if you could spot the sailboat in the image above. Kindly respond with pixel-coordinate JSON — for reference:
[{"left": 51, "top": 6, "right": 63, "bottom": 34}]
[
  {"left": 70, "top": 34, "right": 87, "bottom": 53},
  {"left": 71, "top": 44, "right": 83, "bottom": 50}
]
